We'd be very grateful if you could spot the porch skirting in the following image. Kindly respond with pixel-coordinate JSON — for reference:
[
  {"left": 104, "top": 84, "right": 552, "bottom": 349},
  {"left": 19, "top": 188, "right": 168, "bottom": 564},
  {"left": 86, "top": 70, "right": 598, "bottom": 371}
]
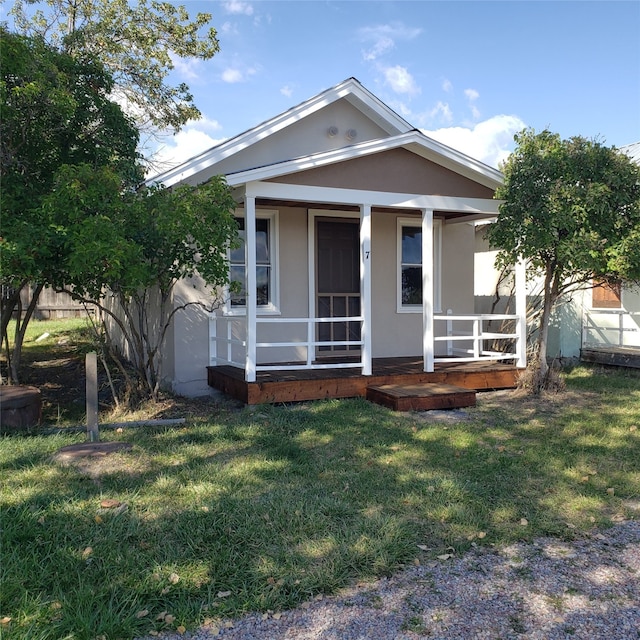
[{"left": 207, "top": 357, "right": 518, "bottom": 405}]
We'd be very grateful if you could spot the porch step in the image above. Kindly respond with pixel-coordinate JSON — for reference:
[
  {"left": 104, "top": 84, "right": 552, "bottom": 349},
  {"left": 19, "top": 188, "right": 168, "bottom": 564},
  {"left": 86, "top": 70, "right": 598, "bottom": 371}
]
[{"left": 366, "top": 382, "right": 476, "bottom": 412}]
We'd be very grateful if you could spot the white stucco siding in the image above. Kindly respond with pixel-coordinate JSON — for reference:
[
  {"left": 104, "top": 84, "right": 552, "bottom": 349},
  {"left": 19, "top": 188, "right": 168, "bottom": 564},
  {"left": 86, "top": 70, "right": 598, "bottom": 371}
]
[
  {"left": 254, "top": 207, "right": 310, "bottom": 364},
  {"left": 170, "top": 275, "right": 221, "bottom": 396},
  {"left": 369, "top": 212, "right": 422, "bottom": 357},
  {"left": 441, "top": 222, "right": 475, "bottom": 314},
  {"left": 277, "top": 207, "right": 309, "bottom": 317},
  {"left": 176, "top": 100, "right": 391, "bottom": 188}
]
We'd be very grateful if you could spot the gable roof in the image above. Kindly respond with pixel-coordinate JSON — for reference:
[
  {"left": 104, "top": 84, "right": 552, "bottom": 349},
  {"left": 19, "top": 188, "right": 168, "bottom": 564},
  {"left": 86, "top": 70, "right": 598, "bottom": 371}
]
[
  {"left": 621, "top": 141, "right": 640, "bottom": 164},
  {"left": 225, "top": 130, "right": 502, "bottom": 190},
  {"left": 149, "top": 77, "right": 502, "bottom": 191}
]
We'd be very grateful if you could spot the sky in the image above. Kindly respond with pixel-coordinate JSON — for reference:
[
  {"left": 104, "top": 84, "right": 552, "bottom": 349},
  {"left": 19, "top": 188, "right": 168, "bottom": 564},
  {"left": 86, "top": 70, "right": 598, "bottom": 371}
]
[
  {"left": 152, "top": 0, "right": 640, "bottom": 171},
  {"left": 8, "top": 0, "right": 639, "bottom": 171}
]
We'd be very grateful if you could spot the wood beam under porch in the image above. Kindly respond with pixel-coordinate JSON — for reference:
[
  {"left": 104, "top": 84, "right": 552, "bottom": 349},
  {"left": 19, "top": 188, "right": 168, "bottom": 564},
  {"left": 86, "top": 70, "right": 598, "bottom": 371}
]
[{"left": 207, "top": 358, "right": 519, "bottom": 405}]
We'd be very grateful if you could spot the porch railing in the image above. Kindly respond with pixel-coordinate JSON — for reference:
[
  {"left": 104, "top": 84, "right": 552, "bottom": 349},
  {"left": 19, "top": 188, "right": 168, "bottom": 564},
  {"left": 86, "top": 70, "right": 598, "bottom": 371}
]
[
  {"left": 211, "top": 311, "right": 523, "bottom": 371},
  {"left": 210, "top": 314, "right": 364, "bottom": 371},
  {"left": 433, "top": 312, "right": 522, "bottom": 363},
  {"left": 582, "top": 309, "right": 640, "bottom": 348}
]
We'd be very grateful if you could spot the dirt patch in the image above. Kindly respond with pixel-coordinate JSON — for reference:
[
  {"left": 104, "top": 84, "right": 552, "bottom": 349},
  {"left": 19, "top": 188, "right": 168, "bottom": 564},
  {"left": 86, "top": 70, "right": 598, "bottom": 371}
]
[
  {"left": 17, "top": 345, "right": 230, "bottom": 427},
  {"left": 477, "top": 387, "right": 599, "bottom": 414},
  {"left": 53, "top": 441, "right": 133, "bottom": 461}
]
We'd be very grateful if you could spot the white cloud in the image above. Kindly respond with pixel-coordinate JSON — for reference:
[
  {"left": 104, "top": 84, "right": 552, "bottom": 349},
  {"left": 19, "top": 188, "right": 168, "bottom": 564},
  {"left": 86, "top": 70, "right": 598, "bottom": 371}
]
[
  {"left": 169, "top": 54, "right": 200, "bottom": 81},
  {"left": 428, "top": 101, "right": 453, "bottom": 124},
  {"left": 149, "top": 123, "right": 226, "bottom": 174},
  {"left": 422, "top": 114, "right": 526, "bottom": 168},
  {"left": 192, "top": 116, "right": 223, "bottom": 133},
  {"left": 221, "top": 66, "right": 257, "bottom": 83},
  {"left": 394, "top": 101, "right": 413, "bottom": 118},
  {"left": 223, "top": 1, "right": 254, "bottom": 16},
  {"left": 222, "top": 68, "right": 243, "bottom": 83},
  {"left": 280, "top": 85, "right": 293, "bottom": 98},
  {"left": 464, "top": 88, "right": 480, "bottom": 101},
  {"left": 359, "top": 23, "right": 421, "bottom": 61},
  {"left": 221, "top": 21, "right": 238, "bottom": 35},
  {"left": 382, "top": 65, "right": 420, "bottom": 96},
  {"left": 442, "top": 79, "right": 453, "bottom": 93}
]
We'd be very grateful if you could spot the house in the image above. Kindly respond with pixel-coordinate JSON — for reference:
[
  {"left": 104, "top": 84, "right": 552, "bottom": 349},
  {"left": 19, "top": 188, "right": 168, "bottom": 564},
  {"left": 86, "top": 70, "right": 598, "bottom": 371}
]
[
  {"left": 580, "top": 141, "right": 640, "bottom": 367},
  {"left": 475, "top": 141, "right": 640, "bottom": 369},
  {"left": 150, "top": 78, "right": 527, "bottom": 403}
]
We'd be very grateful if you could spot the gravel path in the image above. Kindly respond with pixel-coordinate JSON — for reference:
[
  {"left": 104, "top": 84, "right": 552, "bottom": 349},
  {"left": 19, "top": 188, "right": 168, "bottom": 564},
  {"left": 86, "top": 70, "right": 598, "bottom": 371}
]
[{"left": 142, "top": 521, "right": 639, "bottom": 640}]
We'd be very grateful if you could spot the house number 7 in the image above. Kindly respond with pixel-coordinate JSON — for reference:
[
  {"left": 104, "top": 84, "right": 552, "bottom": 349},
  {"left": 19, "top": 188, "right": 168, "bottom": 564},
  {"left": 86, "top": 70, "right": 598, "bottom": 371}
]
[{"left": 365, "top": 250, "right": 370, "bottom": 259}]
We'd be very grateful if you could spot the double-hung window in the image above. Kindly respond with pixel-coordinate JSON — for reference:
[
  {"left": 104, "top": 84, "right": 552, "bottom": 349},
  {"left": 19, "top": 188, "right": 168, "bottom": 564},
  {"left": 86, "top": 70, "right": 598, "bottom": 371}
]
[
  {"left": 397, "top": 217, "right": 441, "bottom": 313},
  {"left": 227, "top": 210, "right": 278, "bottom": 313}
]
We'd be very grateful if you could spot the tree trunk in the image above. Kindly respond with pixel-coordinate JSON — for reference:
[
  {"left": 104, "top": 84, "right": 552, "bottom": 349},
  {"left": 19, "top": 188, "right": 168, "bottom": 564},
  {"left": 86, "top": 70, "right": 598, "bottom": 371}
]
[
  {"left": 532, "top": 262, "right": 557, "bottom": 391},
  {"left": 1, "top": 287, "right": 21, "bottom": 342},
  {"left": 1, "top": 282, "right": 28, "bottom": 380},
  {"left": 10, "top": 282, "right": 44, "bottom": 383}
]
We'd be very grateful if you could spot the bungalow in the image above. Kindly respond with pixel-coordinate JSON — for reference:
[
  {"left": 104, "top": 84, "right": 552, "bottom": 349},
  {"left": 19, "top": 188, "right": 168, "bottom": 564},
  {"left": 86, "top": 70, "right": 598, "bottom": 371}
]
[{"left": 151, "top": 78, "right": 527, "bottom": 403}]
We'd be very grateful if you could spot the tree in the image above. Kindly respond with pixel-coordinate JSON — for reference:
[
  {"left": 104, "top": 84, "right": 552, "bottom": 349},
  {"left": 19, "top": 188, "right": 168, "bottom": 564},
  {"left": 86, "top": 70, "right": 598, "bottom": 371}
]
[
  {"left": 41, "top": 164, "right": 238, "bottom": 402},
  {"left": 0, "top": 28, "right": 141, "bottom": 382},
  {"left": 9, "top": 0, "right": 220, "bottom": 134},
  {"left": 487, "top": 129, "right": 640, "bottom": 391}
]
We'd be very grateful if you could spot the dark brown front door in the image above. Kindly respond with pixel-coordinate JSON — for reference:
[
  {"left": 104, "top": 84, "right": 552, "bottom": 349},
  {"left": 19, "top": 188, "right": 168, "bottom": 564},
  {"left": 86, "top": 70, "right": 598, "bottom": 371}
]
[{"left": 316, "top": 218, "right": 361, "bottom": 354}]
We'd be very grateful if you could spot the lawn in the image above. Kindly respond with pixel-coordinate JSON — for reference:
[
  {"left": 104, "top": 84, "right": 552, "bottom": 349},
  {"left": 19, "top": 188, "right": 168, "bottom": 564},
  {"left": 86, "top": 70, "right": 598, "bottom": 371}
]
[{"left": 1, "top": 322, "right": 639, "bottom": 639}]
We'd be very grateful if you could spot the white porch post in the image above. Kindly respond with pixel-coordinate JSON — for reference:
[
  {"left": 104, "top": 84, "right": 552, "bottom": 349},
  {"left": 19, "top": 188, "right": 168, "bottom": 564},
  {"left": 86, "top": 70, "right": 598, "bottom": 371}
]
[
  {"left": 360, "top": 204, "right": 372, "bottom": 376},
  {"left": 515, "top": 257, "right": 527, "bottom": 368},
  {"left": 245, "top": 196, "right": 257, "bottom": 382},
  {"left": 422, "top": 208, "right": 434, "bottom": 372}
]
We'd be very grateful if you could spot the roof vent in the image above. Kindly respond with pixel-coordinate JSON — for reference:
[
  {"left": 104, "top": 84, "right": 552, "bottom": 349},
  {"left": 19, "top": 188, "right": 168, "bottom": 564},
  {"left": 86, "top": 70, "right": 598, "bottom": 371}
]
[
  {"left": 345, "top": 128, "right": 357, "bottom": 141},
  {"left": 327, "top": 126, "right": 338, "bottom": 138}
]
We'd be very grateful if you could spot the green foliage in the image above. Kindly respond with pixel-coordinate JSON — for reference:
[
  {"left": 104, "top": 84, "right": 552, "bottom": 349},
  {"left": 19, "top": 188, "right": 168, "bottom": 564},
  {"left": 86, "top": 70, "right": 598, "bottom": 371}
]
[
  {"left": 0, "top": 27, "right": 141, "bottom": 284},
  {"left": 0, "top": 27, "right": 142, "bottom": 382},
  {"left": 0, "top": 28, "right": 235, "bottom": 395},
  {"left": 489, "top": 129, "right": 640, "bottom": 286},
  {"left": 44, "top": 165, "right": 237, "bottom": 301},
  {"left": 10, "top": 0, "right": 220, "bottom": 131},
  {"left": 487, "top": 129, "right": 640, "bottom": 388},
  {"left": 39, "top": 164, "right": 238, "bottom": 399}
]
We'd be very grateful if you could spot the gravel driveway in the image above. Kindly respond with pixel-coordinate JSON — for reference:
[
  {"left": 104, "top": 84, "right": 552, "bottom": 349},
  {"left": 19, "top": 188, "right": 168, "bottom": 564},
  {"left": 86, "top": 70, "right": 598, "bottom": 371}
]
[{"left": 141, "top": 520, "right": 639, "bottom": 640}]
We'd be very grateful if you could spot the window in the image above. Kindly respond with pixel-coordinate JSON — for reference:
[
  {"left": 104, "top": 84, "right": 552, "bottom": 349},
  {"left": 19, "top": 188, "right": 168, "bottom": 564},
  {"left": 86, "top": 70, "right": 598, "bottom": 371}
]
[
  {"left": 592, "top": 279, "right": 622, "bottom": 309},
  {"left": 397, "top": 217, "right": 441, "bottom": 312},
  {"left": 227, "top": 210, "right": 278, "bottom": 313}
]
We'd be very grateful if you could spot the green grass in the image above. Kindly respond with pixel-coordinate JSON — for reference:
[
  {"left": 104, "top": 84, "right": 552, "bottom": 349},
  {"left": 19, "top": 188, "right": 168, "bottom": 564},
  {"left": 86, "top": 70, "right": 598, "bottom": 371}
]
[
  {"left": 4, "top": 316, "right": 97, "bottom": 360},
  {"left": 1, "top": 365, "right": 639, "bottom": 639}
]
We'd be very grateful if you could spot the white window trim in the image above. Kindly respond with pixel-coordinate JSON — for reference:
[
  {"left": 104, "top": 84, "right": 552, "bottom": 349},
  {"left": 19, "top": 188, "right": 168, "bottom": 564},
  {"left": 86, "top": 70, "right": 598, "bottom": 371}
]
[
  {"left": 396, "top": 216, "right": 442, "bottom": 314},
  {"left": 223, "top": 209, "right": 280, "bottom": 316}
]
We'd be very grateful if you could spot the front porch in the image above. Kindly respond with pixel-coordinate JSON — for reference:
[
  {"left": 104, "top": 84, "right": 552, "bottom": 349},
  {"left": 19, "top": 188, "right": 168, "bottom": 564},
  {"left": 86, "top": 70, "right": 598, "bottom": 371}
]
[
  {"left": 206, "top": 179, "right": 527, "bottom": 405},
  {"left": 207, "top": 357, "right": 519, "bottom": 405}
]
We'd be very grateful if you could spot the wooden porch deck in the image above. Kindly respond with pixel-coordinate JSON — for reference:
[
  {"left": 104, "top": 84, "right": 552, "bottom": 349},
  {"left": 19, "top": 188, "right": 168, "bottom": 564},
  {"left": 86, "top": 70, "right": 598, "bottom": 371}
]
[
  {"left": 207, "top": 357, "right": 520, "bottom": 405},
  {"left": 581, "top": 346, "right": 640, "bottom": 369}
]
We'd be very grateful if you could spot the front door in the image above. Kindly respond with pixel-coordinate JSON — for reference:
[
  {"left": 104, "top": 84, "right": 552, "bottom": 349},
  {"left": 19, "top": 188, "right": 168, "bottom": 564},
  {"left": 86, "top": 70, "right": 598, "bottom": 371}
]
[{"left": 316, "top": 218, "right": 361, "bottom": 355}]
